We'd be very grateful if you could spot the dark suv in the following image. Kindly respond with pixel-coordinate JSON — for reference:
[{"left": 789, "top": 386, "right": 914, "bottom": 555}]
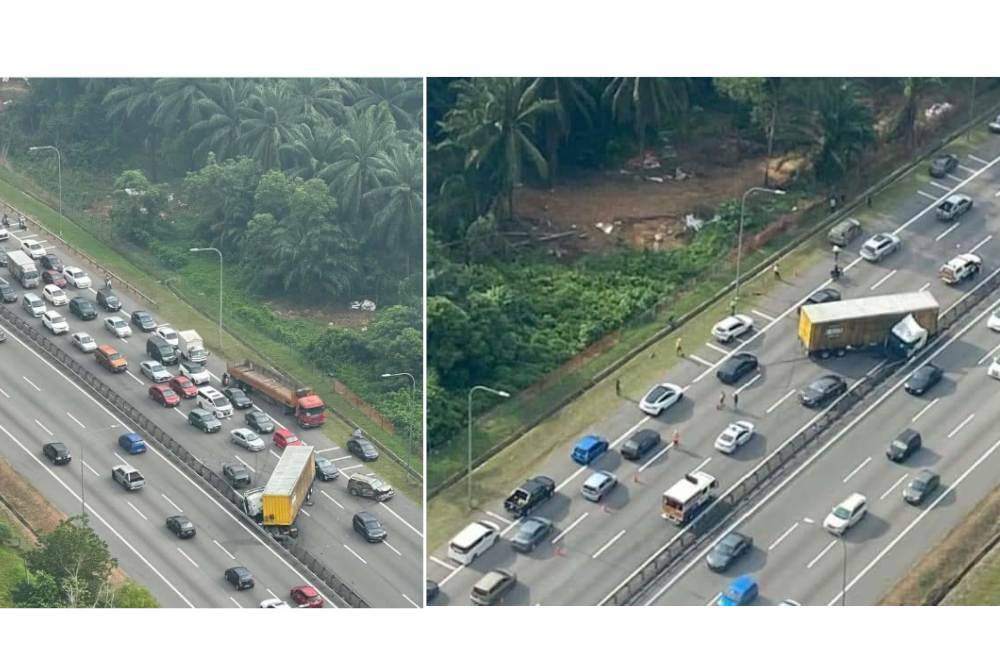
[
  {"left": 0, "top": 278, "right": 16, "bottom": 303},
  {"left": 347, "top": 473, "right": 394, "bottom": 501},
  {"left": 224, "top": 566, "right": 254, "bottom": 590},
  {"left": 130, "top": 310, "right": 156, "bottom": 332},
  {"left": 42, "top": 441, "right": 71, "bottom": 465},
  {"left": 352, "top": 511, "right": 387, "bottom": 542},
  {"left": 887, "top": 429, "right": 921, "bottom": 463},
  {"left": 223, "top": 386, "right": 253, "bottom": 410},
  {"left": 188, "top": 408, "right": 222, "bottom": 433},
  {"left": 621, "top": 428, "right": 661, "bottom": 461},
  {"left": 96, "top": 287, "right": 121, "bottom": 311},
  {"left": 40, "top": 254, "right": 63, "bottom": 272},
  {"left": 347, "top": 431, "right": 379, "bottom": 461},
  {"left": 166, "top": 515, "right": 196, "bottom": 539},
  {"left": 69, "top": 297, "right": 98, "bottom": 320},
  {"left": 222, "top": 462, "right": 252, "bottom": 488}
]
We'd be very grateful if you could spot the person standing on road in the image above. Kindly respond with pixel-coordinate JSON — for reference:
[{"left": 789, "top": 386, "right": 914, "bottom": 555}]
[
  {"left": 772, "top": 263, "right": 782, "bottom": 282},
  {"left": 717, "top": 391, "right": 726, "bottom": 410},
  {"left": 675, "top": 337, "right": 684, "bottom": 357},
  {"left": 671, "top": 430, "right": 680, "bottom": 447},
  {"left": 615, "top": 378, "right": 621, "bottom": 397},
  {"left": 729, "top": 297, "right": 737, "bottom": 316},
  {"left": 733, "top": 390, "right": 740, "bottom": 410}
]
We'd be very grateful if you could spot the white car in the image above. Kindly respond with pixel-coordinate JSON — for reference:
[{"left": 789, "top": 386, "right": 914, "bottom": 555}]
[
  {"left": 638, "top": 382, "right": 684, "bottom": 416},
  {"left": 139, "top": 360, "right": 172, "bottom": 383},
  {"left": 939, "top": 253, "right": 982, "bottom": 285},
  {"left": 62, "top": 266, "right": 91, "bottom": 289},
  {"left": 155, "top": 324, "right": 179, "bottom": 348},
  {"left": 71, "top": 331, "right": 97, "bottom": 353},
  {"left": 824, "top": 492, "right": 868, "bottom": 535},
  {"left": 230, "top": 428, "right": 265, "bottom": 452},
  {"left": 42, "top": 284, "right": 68, "bottom": 306},
  {"left": 859, "top": 232, "right": 901, "bottom": 262},
  {"left": 104, "top": 316, "right": 132, "bottom": 338},
  {"left": 714, "top": 421, "right": 755, "bottom": 454},
  {"left": 179, "top": 360, "right": 211, "bottom": 385},
  {"left": 259, "top": 598, "right": 290, "bottom": 609},
  {"left": 988, "top": 356, "right": 1000, "bottom": 380},
  {"left": 41, "top": 310, "right": 68, "bottom": 335},
  {"left": 711, "top": 314, "right": 754, "bottom": 343},
  {"left": 21, "top": 239, "right": 46, "bottom": 259},
  {"left": 988, "top": 309, "right": 1000, "bottom": 332}
]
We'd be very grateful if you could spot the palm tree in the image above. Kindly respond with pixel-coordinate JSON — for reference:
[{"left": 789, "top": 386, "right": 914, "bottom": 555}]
[
  {"left": 798, "top": 80, "right": 875, "bottom": 183},
  {"left": 437, "top": 77, "right": 555, "bottom": 219},
  {"left": 346, "top": 78, "right": 422, "bottom": 130},
  {"left": 364, "top": 142, "right": 422, "bottom": 269},
  {"left": 601, "top": 77, "right": 688, "bottom": 158},
  {"left": 103, "top": 79, "right": 164, "bottom": 178},
  {"left": 283, "top": 121, "right": 341, "bottom": 180},
  {"left": 536, "top": 77, "right": 596, "bottom": 183},
  {"left": 151, "top": 78, "right": 211, "bottom": 132},
  {"left": 188, "top": 79, "right": 253, "bottom": 161},
  {"left": 284, "top": 78, "right": 345, "bottom": 123},
  {"left": 238, "top": 83, "right": 308, "bottom": 170},
  {"left": 892, "top": 77, "right": 940, "bottom": 149}
]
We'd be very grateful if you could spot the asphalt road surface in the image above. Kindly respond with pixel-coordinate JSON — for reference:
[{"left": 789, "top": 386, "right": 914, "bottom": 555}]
[
  {"left": 427, "top": 132, "right": 1000, "bottom": 606},
  {"left": 0, "top": 217, "right": 423, "bottom": 608}
]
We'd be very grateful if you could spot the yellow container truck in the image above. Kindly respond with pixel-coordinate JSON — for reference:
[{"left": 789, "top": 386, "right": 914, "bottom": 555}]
[{"left": 242, "top": 445, "right": 314, "bottom": 541}]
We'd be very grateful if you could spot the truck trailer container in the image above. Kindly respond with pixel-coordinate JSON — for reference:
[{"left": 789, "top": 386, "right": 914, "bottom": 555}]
[
  {"left": 227, "top": 360, "right": 326, "bottom": 428},
  {"left": 7, "top": 250, "right": 40, "bottom": 289},
  {"left": 242, "top": 445, "right": 314, "bottom": 540},
  {"left": 177, "top": 329, "right": 208, "bottom": 363},
  {"left": 797, "top": 292, "right": 940, "bottom": 359}
]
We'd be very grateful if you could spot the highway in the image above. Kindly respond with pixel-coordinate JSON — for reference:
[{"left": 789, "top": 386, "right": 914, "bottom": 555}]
[
  {"left": 427, "top": 130, "right": 1000, "bottom": 605},
  {"left": 0, "top": 217, "right": 423, "bottom": 608}
]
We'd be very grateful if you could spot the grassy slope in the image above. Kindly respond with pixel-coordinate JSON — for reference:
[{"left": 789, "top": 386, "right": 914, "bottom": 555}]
[{"left": 0, "top": 169, "right": 421, "bottom": 502}]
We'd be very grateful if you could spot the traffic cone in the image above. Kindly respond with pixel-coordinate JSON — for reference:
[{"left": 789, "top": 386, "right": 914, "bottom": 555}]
[
  {"left": 633, "top": 471, "right": 642, "bottom": 484},
  {"left": 555, "top": 545, "right": 567, "bottom": 557}
]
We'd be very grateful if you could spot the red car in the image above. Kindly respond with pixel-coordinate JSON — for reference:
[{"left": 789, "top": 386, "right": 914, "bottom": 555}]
[
  {"left": 42, "top": 269, "right": 68, "bottom": 288},
  {"left": 273, "top": 427, "right": 303, "bottom": 450},
  {"left": 289, "top": 585, "right": 323, "bottom": 608},
  {"left": 149, "top": 383, "right": 180, "bottom": 407},
  {"left": 168, "top": 375, "right": 198, "bottom": 399}
]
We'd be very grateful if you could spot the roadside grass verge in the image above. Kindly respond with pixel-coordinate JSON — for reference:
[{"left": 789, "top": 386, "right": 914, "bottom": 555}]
[{"left": 0, "top": 169, "right": 421, "bottom": 502}]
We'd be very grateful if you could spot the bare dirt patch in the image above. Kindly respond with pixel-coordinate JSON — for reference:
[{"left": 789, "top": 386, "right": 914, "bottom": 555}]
[{"left": 268, "top": 301, "right": 376, "bottom": 329}]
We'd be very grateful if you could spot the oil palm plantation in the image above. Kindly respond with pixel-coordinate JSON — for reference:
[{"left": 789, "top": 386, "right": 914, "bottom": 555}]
[
  {"left": 364, "top": 142, "right": 422, "bottom": 269},
  {"left": 602, "top": 77, "right": 689, "bottom": 158},
  {"left": 188, "top": 79, "right": 254, "bottom": 161},
  {"left": 536, "top": 77, "right": 596, "bottom": 183},
  {"left": 239, "top": 83, "right": 308, "bottom": 170},
  {"left": 798, "top": 80, "right": 875, "bottom": 183}
]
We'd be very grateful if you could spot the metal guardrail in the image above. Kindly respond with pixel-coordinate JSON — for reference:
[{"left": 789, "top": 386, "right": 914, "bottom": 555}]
[
  {"left": 0, "top": 304, "right": 370, "bottom": 608},
  {"left": 601, "top": 267, "right": 1000, "bottom": 606},
  {"left": 430, "top": 95, "right": 1000, "bottom": 499}
]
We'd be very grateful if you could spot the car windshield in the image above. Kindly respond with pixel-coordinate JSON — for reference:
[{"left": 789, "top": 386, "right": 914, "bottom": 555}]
[
  {"left": 186, "top": 363, "right": 204, "bottom": 373},
  {"left": 910, "top": 480, "right": 927, "bottom": 492},
  {"left": 833, "top": 506, "right": 850, "bottom": 520},
  {"left": 646, "top": 387, "right": 670, "bottom": 402},
  {"left": 718, "top": 432, "right": 735, "bottom": 444},
  {"left": 302, "top": 405, "right": 324, "bottom": 416}
]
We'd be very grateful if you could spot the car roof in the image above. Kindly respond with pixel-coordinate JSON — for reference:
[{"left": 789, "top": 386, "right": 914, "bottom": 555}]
[
  {"left": 584, "top": 470, "right": 613, "bottom": 485},
  {"left": 728, "top": 575, "right": 756, "bottom": 593},
  {"left": 475, "top": 570, "right": 512, "bottom": 590},
  {"left": 576, "top": 434, "right": 606, "bottom": 448},
  {"left": 842, "top": 492, "right": 866, "bottom": 508},
  {"left": 354, "top": 510, "right": 377, "bottom": 522}
]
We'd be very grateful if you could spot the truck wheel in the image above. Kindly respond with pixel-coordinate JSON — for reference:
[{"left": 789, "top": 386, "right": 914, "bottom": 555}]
[
  {"left": 819, "top": 350, "right": 831, "bottom": 360},
  {"left": 835, "top": 349, "right": 846, "bottom": 358}
]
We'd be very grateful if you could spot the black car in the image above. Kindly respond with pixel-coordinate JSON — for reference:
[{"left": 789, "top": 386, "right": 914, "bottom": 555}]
[
  {"left": 40, "top": 254, "right": 63, "bottom": 272},
  {"left": 224, "top": 566, "right": 254, "bottom": 590},
  {"left": 621, "top": 428, "right": 661, "bottom": 461},
  {"left": 95, "top": 287, "right": 121, "bottom": 311},
  {"left": 799, "top": 374, "right": 847, "bottom": 408},
  {"left": 510, "top": 516, "right": 553, "bottom": 552},
  {"left": 130, "top": 310, "right": 156, "bottom": 332},
  {"left": 904, "top": 364, "right": 943, "bottom": 396},
  {"left": 801, "top": 288, "right": 842, "bottom": 312},
  {"left": 352, "top": 511, "right": 387, "bottom": 542},
  {"left": 245, "top": 410, "right": 274, "bottom": 433},
  {"left": 314, "top": 454, "right": 339, "bottom": 481},
  {"left": 887, "top": 428, "right": 921, "bottom": 463},
  {"left": 69, "top": 297, "right": 98, "bottom": 320},
  {"left": 42, "top": 441, "right": 71, "bottom": 465},
  {"left": 716, "top": 352, "right": 759, "bottom": 385},
  {"left": 165, "top": 515, "right": 196, "bottom": 539},
  {"left": 706, "top": 531, "right": 753, "bottom": 572},
  {"left": 223, "top": 386, "right": 253, "bottom": 410},
  {"left": 222, "top": 462, "right": 252, "bottom": 488},
  {"left": 426, "top": 580, "right": 440, "bottom": 604},
  {"left": 903, "top": 469, "right": 940, "bottom": 505},
  {"left": 347, "top": 431, "right": 379, "bottom": 461},
  {"left": 0, "top": 278, "right": 16, "bottom": 303},
  {"left": 929, "top": 154, "right": 959, "bottom": 178},
  {"left": 188, "top": 408, "right": 222, "bottom": 433}
]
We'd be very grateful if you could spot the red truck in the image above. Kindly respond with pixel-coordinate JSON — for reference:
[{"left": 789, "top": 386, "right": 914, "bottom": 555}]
[{"left": 226, "top": 360, "right": 326, "bottom": 428}]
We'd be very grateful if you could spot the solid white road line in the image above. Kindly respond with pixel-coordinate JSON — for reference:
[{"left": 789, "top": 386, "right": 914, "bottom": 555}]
[
  {"left": 935, "top": 221, "right": 962, "bottom": 241},
  {"left": 918, "top": 282, "right": 931, "bottom": 292},
  {"left": 956, "top": 165, "right": 976, "bottom": 174},
  {"left": 977, "top": 341, "right": 1000, "bottom": 365},
  {"left": 694, "top": 456, "right": 713, "bottom": 471},
  {"left": 343, "top": 544, "right": 368, "bottom": 565},
  {"left": 916, "top": 190, "right": 938, "bottom": 201},
  {"left": 172, "top": 408, "right": 186, "bottom": 418},
  {"left": 968, "top": 154, "right": 989, "bottom": 165},
  {"left": 33, "top": 419, "right": 53, "bottom": 436},
  {"left": 320, "top": 490, "right": 344, "bottom": 509},
  {"left": 66, "top": 412, "right": 85, "bottom": 429},
  {"left": 768, "top": 522, "right": 799, "bottom": 551},
  {"left": 82, "top": 460, "right": 100, "bottom": 477},
  {"left": 315, "top": 447, "right": 341, "bottom": 453},
  {"left": 113, "top": 453, "right": 127, "bottom": 465},
  {"left": 213, "top": 539, "right": 236, "bottom": 560},
  {"left": 161, "top": 493, "right": 183, "bottom": 513},
  {"left": 929, "top": 181, "right": 950, "bottom": 191},
  {"left": 639, "top": 445, "right": 672, "bottom": 473},
  {"left": 592, "top": 529, "right": 627, "bottom": 559},
  {"left": 125, "top": 371, "right": 144, "bottom": 385},
  {"left": 751, "top": 309, "right": 775, "bottom": 322},
  {"left": 911, "top": 398, "right": 940, "bottom": 423},
  {"left": 766, "top": 389, "right": 796, "bottom": 414},
  {"left": 126, "top": 501, "right": 148, "bottom": 521},
  {"left": 383, "top": 540, "right": 402, "bottom": 557},
  {"left": 0, "top": 388, "right": 8, "bottom": 399},
  {"left": 842, "top": 456, "right": 872, "bottom": 483},
  {"left": 880, "top": 474, "right": 909, "bottom": 501},
  {"left": 266, "top": 588, "right": 279, "bottom": 600},
  {"left": 945, "top": 174, "right": 963, "bottom": 182},
  {"left": 869, "top": 269, "right": 897, "bottom": 291},
  {"left": 551, "top": 512, "right": 589, "bottom": 544},
  {"left": 803, "top": 517, "right": 815, "bottom": 524},
  {"left": 736, "top": 373, "right": 762, "bottom": 396},
  {"left": 22, "top": 376, "right": 40, "bottom": 391},
  {"left": 229, "top": 597, "right": 242, "bottom": 608},
  {"left": 947, "top": 413, "right": 975, "bottom": 438},
  {"left": 269, "top": 450, "right": 280, "bottom": 459},
  {"left": 339, "top": 464, "right": 364, "bottom": 471},
  {"left": 705, "top": 342, "right": 729, "bottom": 355},
  {"left": 331, "top": 455, "right": 353, "bottom": 462},
  {"left": 705, "top": 593, "right": 721, "bottom": 606},
  {"left": 176, "top": 547, "right": 199, "bottom": 568},
  {"left": 688, "top": 354, "right": 715, "bottom": 368},
  {"left": 485, "top": 510, "right": 507, "bottom": 523},
  {"left": 233, "top": 455, "right": 255, "bottom": 472},
  {"left": 970, "top": 235, "right": 993, "bottom": 254},
  {"left": 828, "top": 436, "right": 1000, "bottom": 606},
  {"left": 807, "top": 539, "right": 837, "bottom": 569},
  {"left": 402, "top": 593, "right": 419, "bottom": 608},
  {"left": 300, "top": 509, "right": 311, "bottom": 518},
  {"left": 429, "top": 556, "right": 453, "bottom": 570}
]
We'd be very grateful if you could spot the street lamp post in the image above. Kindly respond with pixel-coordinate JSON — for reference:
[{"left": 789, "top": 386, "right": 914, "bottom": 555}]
[
  {"left": 189, "top": 248, "right": 223, "bottom": 351},
  {"left": 467, "top": 385, "right": 510, "bottom": 510},
  {"left": 736, "top": 187, "right": 785, "bottom": 302},
  {"left": 28, "top": 145, "right": 62, "bottom": 219},
  {"left": 382, "top": 372, "right": 418, "bottom": 455}
]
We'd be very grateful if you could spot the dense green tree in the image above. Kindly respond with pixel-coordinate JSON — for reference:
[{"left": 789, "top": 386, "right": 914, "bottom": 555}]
[
  {"left": 111, "top": 582, "right": 159, "bottom": 608},
  {"left": 183, "top": 154, "right": 262, "bottom": 250},
  {"left": 12, "top": 572, "right": 65, "bottom": 608},
  {"left": 601, "top": 77, "right": 688, "bottom": 157},
  {"left": 536, "top": 77, "right": 596, "bottom": 182},
  {"left": 892, "top": 77, "right": 941, "bottom": 148},
  {"left": 714, "top": 77, "right": 793, "bottom": 184},
  {"left": 188, "top": 79, "right": 254, "bottom": 161},
  {"left": 151, "top": 78, "right": 211, "bottom": 134},
  {"left": 110, "top": 169, "right": 168, "bottom": 244},
  {"left": 798, "top": 80, "right": 875, "bottom": 183},
  {"left": 347, "top": 78, "right": 422, "bottom": 130},
  {"left": 239, "top": 83, "right": 308, "bottom": 170},
  {"left": 25, "top": 516, "right": 116, "bottom": 606},
  {"left": 364, "top": 142, "right": 422, "bottom": 266}
]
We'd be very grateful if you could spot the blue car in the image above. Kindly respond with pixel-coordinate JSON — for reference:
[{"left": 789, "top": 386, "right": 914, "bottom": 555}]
[
  {"left": 118, "top": 432, "right": 147, "bottom": 455},
  {"left": 716, "top": 575, "right": 758, "bottom": 606},
  {"left": 571, "top": 435, "right": 609, "bottom": 465}
]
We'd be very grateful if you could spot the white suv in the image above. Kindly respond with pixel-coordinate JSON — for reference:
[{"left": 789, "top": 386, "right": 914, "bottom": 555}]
[
  {"left": 41, "top": 310, "right": 69, "bottom": 335},
  {"left": 859, "top": 233, "right": 901, "bottom": 262},
  {"left": 824, "top": 493, "right": 868, "bottom": 535},
  {"left": 711, "top": 314, "right": 754, "bottom": 343},
  {"left": 63, "top": 266, "right": 91, "bottom": 289}
]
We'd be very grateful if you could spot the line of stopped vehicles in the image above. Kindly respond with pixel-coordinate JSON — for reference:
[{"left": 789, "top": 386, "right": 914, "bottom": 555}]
[
  {"left": 434, "top": 178, "right": 1000, "bottom": 605},
  {"left": 0, "top": 241, "right": 397, "bottom": 607}
]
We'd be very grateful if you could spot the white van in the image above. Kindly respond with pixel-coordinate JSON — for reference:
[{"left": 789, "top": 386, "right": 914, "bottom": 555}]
[
  {"left": 448, "top": 520, "right": 500, "bottom": 565},
  {"left": 22, "top": 292, "right": 45, "bottom": 317},
  {"left": 197, "top": 386, "right": 234, "bottom": 419}
]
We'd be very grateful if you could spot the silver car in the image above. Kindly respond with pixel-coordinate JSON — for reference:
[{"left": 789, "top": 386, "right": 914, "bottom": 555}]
[
  {"left": 859, "top": 232, "right": 901, "bottom": 262},
  {"left": 140, "top": 360, "right": 172, "bottom": 383},
  {"left": 230, "top": 428, "right": 265, "bottom": 452},
  {"left": 71, "top": 332, "right": 97, "bottom": 353},
  {"left": 104, "top": 316, "right": 132, "bottom": 338},
  {"left": 581, "top": 470, "right": 617, "bottom": 502}
]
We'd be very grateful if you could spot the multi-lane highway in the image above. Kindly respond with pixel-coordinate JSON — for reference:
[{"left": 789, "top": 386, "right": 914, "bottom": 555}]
[
  {"left": 0, "top": 214, "right": 423, "bottom": 607},
  {"left": 427, "top": 130, "right": 1000, "bottom": 606}
]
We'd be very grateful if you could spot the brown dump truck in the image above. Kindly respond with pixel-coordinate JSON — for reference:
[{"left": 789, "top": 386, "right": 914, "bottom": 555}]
[{"left": 226, "top": 360, "right": 326, "bottom": 428}]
